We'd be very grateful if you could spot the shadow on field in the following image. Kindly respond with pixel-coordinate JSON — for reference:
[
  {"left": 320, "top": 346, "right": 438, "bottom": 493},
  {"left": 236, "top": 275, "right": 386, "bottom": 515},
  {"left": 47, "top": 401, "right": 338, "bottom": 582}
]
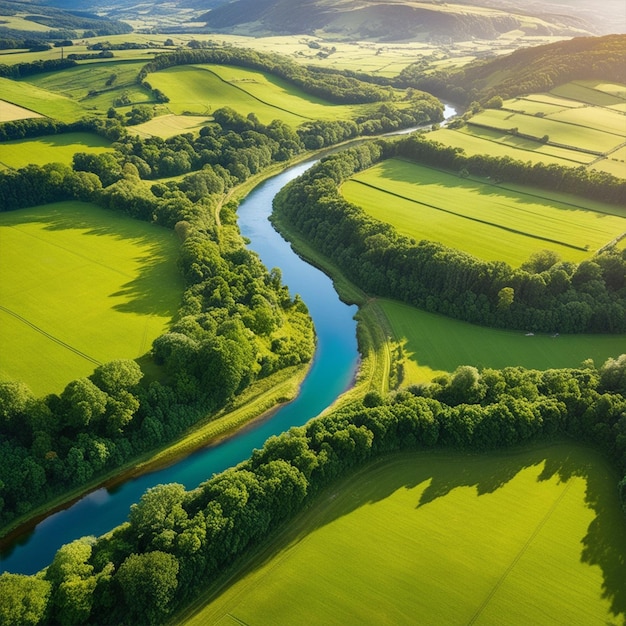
[
  {"left": 234, "top": 443, "right": 626, "bottom": 622},
  {"left": 16, "top": 201, "right": 182, "bottom": 318}
]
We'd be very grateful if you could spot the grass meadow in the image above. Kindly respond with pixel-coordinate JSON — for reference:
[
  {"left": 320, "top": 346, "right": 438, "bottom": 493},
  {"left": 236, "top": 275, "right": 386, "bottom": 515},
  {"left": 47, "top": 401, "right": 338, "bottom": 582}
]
[
  {"left": 341, "top": 158, "right": 626, "bottom": 267},
  {"left": 0, "top": 202, "right": 184, "bottom": 395},
  {"left": 180, "top": 443, "right": 626, "bottom": 626},
  {"left": 432, "top": 81, "right": 626, "bottom": 178},
  {"left": 0, "top": 132, "right": 112, "bottom": 169},
  {"left": 376, "top": 299, "right": 626, "bottom": 384},
  {"left": 0, "top": 76, "right": 87, "bottom": 122},
  {"left": 147, "top": 64, "right": 371, "bottom": 125}
]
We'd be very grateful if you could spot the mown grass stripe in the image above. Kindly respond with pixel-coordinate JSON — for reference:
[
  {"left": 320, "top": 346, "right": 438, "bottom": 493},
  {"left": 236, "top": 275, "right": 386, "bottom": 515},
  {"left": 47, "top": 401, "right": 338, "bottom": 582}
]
[{"left": 350, "top": 178, "right": 587, "bottom": 251}]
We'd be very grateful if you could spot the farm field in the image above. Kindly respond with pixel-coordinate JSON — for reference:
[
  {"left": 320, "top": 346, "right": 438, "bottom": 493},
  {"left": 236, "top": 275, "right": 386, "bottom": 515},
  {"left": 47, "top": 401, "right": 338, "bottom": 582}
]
[
  {"left": 0, "top": 100, "right": 42, "bottom": 123},
  {"left": 0, "top": 76, "right": 87, "bottom": 122},
  {"left": 341, "top": 158, "right": 626, "bottom": 266},
  {"left": 433, "top": 81, "right": 626, "bottom": 178},
  {"left": 23, "top": 60, "right": 153, "bottom": 115},
  {"left": 182, "top": 443, "right": 626, "bottom": 626},
  {"left": 147, "top": 64, "right": 370, "bottom": 125},
  {"left": 131, "top": 114, "right": 211, "bottom": 138},
  {"left": 377, "top": 299, "right": 626, "bottom": 384},
  {"left": 0, "top": 202, "right": 184, "bottom": 396},
  {"left": 0, "top": 132, "right": 112, "bottom": 169}
]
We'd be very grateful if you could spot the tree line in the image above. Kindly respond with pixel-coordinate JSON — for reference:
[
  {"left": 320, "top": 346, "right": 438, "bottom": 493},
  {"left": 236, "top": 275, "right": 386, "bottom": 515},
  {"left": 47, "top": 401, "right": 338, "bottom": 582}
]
[
  {"left": 2, "top": 354, "right": 624, "bottom": 625},
  {"left": 272, "top": 136, "right": 626, "bottom": 334}
]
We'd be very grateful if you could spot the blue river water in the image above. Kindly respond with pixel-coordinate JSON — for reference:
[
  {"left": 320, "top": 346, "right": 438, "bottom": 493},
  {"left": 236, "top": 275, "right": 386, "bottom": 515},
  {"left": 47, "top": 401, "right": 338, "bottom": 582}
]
[{"left": 0, "top": 158, "right": 359, "bottom": 575}]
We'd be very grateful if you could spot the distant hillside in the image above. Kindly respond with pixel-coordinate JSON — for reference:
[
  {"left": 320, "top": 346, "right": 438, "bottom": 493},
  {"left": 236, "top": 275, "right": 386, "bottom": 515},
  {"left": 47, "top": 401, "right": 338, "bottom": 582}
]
[
  {"left": 398, "top": 33, "right": 626, "bottom": 103},
  {"left": 196, "top": 0, "right": 598, "bottom": 41}
]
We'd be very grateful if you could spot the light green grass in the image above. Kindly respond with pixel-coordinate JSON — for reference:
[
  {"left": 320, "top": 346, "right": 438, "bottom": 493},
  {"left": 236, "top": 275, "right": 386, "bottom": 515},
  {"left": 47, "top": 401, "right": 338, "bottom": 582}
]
[
  {"left": 131, "top": 114, "right": 212, "bottom": 138},
  {"left": 591, "top": 157, "right": 626, "bottom": 178},
  {"left": 0, "top": 202, "right": 184, "bottom": 396},
  {"left": 377, "top": 299, "right": 626, "bottom": 384},
  {"left": 0, "top": 132, "right": 111, "bottom": 169},
  {"left": 431, "top": 126, "right": 593, "bottom": 165},
  {"left": 545, "top": 105, "right": 626, "bottom": 137},
  {"left": 0, "top": 77, "right": 87, "bottom": 122},
  {"left": 552, "top": 81, "right": 626, "bottom": 108},
  {"left": 148, "top": 64, "right": 376, "bottom": 125},
  {"left": 24, "top": 60, "right": 153, "bottom": 112},
  {"left": 341, "top": 158, "right": 626, "bottom": 267},
  {"left": 181, "top": 443, "right": 626, "bottom": 626},
  {"left": 467, "top": 109, "right": 624, "bottom": 154}
]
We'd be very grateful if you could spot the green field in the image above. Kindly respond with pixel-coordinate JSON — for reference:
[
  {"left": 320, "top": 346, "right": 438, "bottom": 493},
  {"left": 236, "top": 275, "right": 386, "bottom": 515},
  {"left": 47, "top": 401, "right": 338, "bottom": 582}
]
[
  {"left": 0, "top": 202, "right": 184, "bottom": 396},
  {"left": 148, "top": 64, "right": 374, "bottom": 125},
  {"left": 24, "top": 60, "right": 154, "bottom": 115},
  {"left": 341, "top": 158, "right": 626, "bottom": 266},
  {"left": 182, "top": 443, "right": 626, "bottom": 625},
  {"left": 0, "top": 76, "right": 87, "bottom": 122},
  {"left": 378, "top": 299, "right": 626, "bottom": 383},
  {"left": 432, "top": 82, "right": 626, "bottom": 178},
  {"left": 0, "top": 132, "right": 111, "bottom": 169}
]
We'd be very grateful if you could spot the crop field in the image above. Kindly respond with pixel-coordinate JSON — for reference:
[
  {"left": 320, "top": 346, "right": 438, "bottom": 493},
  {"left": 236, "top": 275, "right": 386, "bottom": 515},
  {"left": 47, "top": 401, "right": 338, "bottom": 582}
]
[
  {"left": 131, "top": 114, "right": 211, "bottom": 138},
  {"left": 0, "top": 100, "right": 42, "bottom": 123},
  {"left": 0, "top": 132, "right": 112, "bottom": 169},
  {"left": 0, "top": 76, "right": 87, "bottom": 122},
  {"left": 147, "top": 64, "right": 370, "bottom": 125},
  {"left": 377, "top": 299, "right": 626, "bottom": 383},
  {"left": 341, "top": 158, "right": 626, "bottom": 267},
  {"left": 466, "top": 108, "right": 624, "bottom": 154},
  {"left": 24, "top": 60, "right": 153, "bottom": 114},
  {"left": 428, "top": 127, "right": 594, "bottom": 167},
  {"left": 0, "top": 202, "right": 184, "bottom": 396},
  {"left": 432, "top": 82, "right": 626, "bottom": 178},
  {"left": 182, "top": 444, "right": 626, "bottom": 625}
]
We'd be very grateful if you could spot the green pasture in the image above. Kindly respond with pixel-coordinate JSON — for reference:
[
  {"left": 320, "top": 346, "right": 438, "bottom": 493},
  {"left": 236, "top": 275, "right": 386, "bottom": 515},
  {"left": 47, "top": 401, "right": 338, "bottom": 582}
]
[
  {"left": 503, "top": 98, "right": 575, "bottom": 117},
  {"left": 131, "top": 114, "right": 211, "bottom": 139},
  {"left": 0, "top": 77, "right": 87, "bottom": 122},
  {"left": 522, "top": 93, "right": 585, "bottom": 109},
  {"left": 430, "top": 126, "right": 592, "bottom": 166},
  {"left": 378, "top": 299, "right": 626, "bottom": 384},
  {"left": 0, "top": 202, "right": 184, "bottom": 396},
  {"left": 552, "top": 81, "right": 626, "bottom": 108},
  {"left": 24, "top": 60, "right": 153, "bottom": 113},
  {"left": 0, "top": 132, "right": 111, "bottom": 169},
  {"left": 545, "top": 105, "right": 626, "bottom": 137},
  {"left": 148, "top": 64, "right": 369, "bottom": 125},
  {"left": 591, "top": 157, "right": 626, "bottom": 178},
  {"left": 467, "top": 109, "right": 624, "bottom": 154},
  {"left": 182, "top": 444, "right": 626, "bottom": 626},
  {"left": 341, "top": 158, "right": 625, "bottom": 266}
]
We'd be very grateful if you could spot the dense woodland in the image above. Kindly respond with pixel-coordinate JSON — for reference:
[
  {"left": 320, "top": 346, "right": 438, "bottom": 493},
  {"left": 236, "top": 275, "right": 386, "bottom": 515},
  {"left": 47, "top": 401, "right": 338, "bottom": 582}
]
[
  {"left": 1, "top": 33, "right": 626, "bottom": 625},
  {"left": 1, "top": 356, "right": 625, "bottom": 625},
  {"left": 273, "top": 137, "right": 626, "bottom": 334}
]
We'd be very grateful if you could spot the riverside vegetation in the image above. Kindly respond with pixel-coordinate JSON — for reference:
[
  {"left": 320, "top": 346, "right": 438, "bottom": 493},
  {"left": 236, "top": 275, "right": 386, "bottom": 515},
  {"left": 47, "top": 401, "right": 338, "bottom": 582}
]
[{"left": 0, "top": 30, "right": 625, "bottom": 625}]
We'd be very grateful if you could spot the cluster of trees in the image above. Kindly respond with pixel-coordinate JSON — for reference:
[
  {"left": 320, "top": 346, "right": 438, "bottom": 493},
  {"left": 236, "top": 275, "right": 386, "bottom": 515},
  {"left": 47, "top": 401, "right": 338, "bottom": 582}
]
[
  {"left": 0, "top": 58, "right": 77, "bottom": 79},
  {"left": 0, "top": 116, "right": 124, "bottom": 143},
  {"left": 2, "top": 355, "right": 625, "bottom": 625},
  {"left": 0, "top": 110, "right": 316, "bottom": 530},
  {"left": 395, "top": 33, "right": 626, "bottom": 105},
  {"left": 273, "top": 136, "right": 626, "bottom": 334}
]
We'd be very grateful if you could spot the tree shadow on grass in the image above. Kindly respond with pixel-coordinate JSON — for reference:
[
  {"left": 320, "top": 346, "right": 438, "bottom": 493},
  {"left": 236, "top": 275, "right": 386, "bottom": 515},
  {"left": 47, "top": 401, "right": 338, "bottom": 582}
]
[
  {"left": 9, "top": 201, "right": 183, "bottom": 320},
  {"left": 223, "top": 442, "right": 626, "bottom": 624}
]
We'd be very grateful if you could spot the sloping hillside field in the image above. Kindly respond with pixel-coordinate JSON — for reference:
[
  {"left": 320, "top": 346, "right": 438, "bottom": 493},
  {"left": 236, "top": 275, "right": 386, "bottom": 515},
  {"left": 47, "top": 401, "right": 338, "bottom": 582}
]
[
  {"left": 432, "top": 81, "right": 626, "bottom": 178},
  {"left": 341, "top": 158, "right": 626, "bottom": 266},
  {"left": 147, "top": 64, "right": 377, "bottom": 125},
  {"left": 0, "top": 202, "right": 184, "bottom": 395},
  {"left": 182, "top": 443, "right": 626, "bottom": 625}
]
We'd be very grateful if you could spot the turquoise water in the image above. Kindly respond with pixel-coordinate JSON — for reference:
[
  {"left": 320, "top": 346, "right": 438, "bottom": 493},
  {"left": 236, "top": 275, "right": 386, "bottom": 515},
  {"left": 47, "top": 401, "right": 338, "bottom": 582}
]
[{"left": 0, "top": 158, "right": 359, "bottom": 575}]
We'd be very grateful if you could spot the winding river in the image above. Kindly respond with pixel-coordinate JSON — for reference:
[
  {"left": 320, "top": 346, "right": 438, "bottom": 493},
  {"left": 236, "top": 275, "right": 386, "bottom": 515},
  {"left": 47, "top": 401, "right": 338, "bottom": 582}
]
[
  {"left": 0, "top": 158, "right": 360, "bottom": 575},
  {"left": 1, "top": 106, "right": 456, "bottom": 575}
]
